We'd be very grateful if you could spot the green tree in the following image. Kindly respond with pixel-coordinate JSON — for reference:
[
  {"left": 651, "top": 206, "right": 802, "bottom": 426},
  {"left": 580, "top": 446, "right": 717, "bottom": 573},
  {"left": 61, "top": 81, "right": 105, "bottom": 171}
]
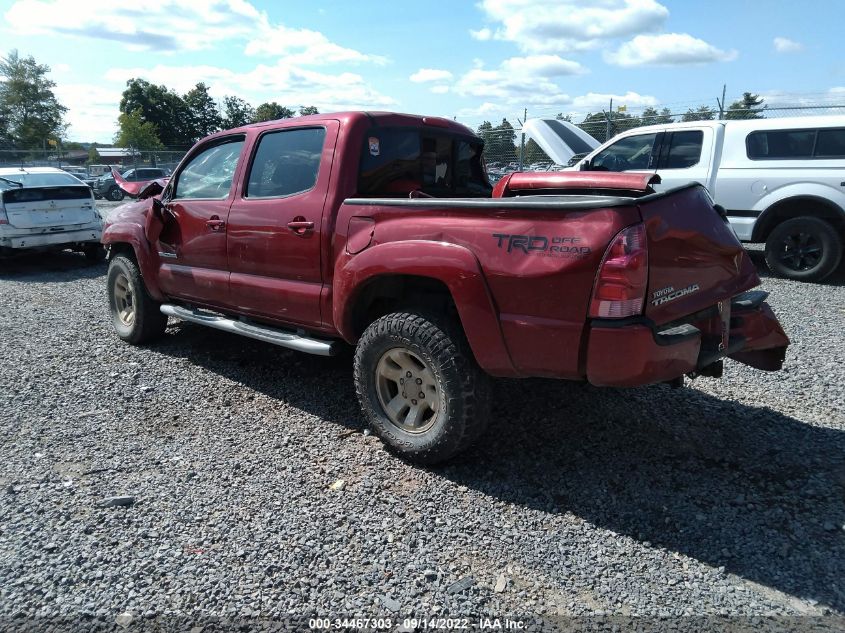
[
  {"left": 488, "top": 118, "right": 517, "bottom": 163},
  {"left": 726, "top": 92, "right": 765, "bottom": 120},
  {"left": 119, "top": 78, "right": 190, "bottom": 147},
  {"left": 682, "top": 105, "right": 716, "bottom": 122},
  {"left": 87, "top": 146, "right": 101, "bottom": 165},
  {"left": 0, "top": 49, "right": 67, "bottom": 149},
  {"left": 298, "top": 105, "right": 319, "bottom": 116},
  {"left": 522, "top": 138, "right": 550, "bottom": 164},
  {"left": 222, "top": 95, "right": 255, "bottom": 129},
  {"left": 476, "top": 120, "right": 495, "bottom": 160},
  {"left": 253, "top": 102, "right": 295, "bottom": 122},
  {"left": 183, "top": 82, "right": 221, "bottom": 141},
  {"left": 114, "top": 108, "right": 164, "bottom": 150},
  {"left": 639, "top": 106, "right": 673, "bottom": 127},
  {"left": 555, "top": 113, "right": 573, "bottom": 122}
]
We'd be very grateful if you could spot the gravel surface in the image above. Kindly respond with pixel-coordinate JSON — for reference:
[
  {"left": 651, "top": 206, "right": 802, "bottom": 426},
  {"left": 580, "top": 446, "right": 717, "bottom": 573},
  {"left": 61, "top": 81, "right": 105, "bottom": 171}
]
[{"left": 1, "top": 212, "right": 844, "bottom": 629}]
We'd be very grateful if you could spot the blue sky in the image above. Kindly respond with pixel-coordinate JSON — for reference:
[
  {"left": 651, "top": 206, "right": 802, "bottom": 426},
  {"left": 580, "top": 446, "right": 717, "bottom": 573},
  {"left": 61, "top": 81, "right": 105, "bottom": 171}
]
[{"left": 1, "top": 0, "right": 843, "bottom": 143}]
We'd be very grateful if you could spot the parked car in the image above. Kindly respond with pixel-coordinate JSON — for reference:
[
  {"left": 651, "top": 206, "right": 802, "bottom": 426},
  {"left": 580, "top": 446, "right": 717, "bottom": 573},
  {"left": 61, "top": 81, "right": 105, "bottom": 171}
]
[
  {"left": 60, "top": 166, "right": 89, "bottom": 179},
  {"left": 102, "top": 112, "right": 788, "bottom": 463},
  {"left": 94, "top": 167, "right": 170, "bottom": 201},
  {"left": 529, "top": 116, "right": 845, "bottom": 282},
  {"left": 0, "top": 167, "right": 104, "bottom": 260}
]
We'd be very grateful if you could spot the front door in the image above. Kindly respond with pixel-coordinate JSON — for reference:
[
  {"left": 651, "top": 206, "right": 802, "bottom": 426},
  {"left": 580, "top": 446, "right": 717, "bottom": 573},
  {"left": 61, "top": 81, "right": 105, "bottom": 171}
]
[
  {"left": 226, "top": 122, "right": 338, "bottom": 327},
  {"left": 156, "top": 136, "right": 246, "bottom": 306}
]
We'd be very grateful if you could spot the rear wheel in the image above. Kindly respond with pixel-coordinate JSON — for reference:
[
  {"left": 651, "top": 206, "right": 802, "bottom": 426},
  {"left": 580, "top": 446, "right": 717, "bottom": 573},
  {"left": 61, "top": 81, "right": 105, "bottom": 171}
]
[
  {"left": 107, "top": 186, "right": 125, "bottom": 202},
  {"left": 764, "top": 216, "right": 842, "bottom": 282},
  {"left": 354, "top": 311, "right": 490, "bottom": 464},
  {"left": 107, "top": 254, "right": 167, "bottom": 344}
]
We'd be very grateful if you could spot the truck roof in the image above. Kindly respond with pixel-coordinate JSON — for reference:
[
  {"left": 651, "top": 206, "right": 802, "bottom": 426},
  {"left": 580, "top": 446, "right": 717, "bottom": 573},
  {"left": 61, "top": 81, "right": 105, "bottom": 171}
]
[
  {"left": 615, "top": 114, "right": 845, "bottom": 137},
  {"left": 209, "top": 111, "right": 477, "bottom": 140}
]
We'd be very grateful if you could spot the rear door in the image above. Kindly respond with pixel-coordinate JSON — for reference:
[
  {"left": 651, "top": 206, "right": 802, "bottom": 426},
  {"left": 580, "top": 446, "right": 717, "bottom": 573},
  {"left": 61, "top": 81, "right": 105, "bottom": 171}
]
[
  {"left": 226, "top": 122, "right": 338, "bottom": 326},
  {"left": 650, "top": 128, "right": 712, "bottom": 193},
  {"left": 155, "top": 135, "right": 246, "bottom": 306}
]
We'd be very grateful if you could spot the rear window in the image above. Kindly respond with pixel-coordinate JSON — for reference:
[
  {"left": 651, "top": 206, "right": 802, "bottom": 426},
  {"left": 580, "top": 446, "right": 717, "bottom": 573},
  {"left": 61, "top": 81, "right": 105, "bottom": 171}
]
[
  {"left": 746, "top": 127, "right": 845, "bottom": 160},
  {"left": 814, "top": 129, "right": 845, "bottom": 157},
  {"left": 0, "top": 172, "right": 82, "bottom": 188},
  {"left": 358, "top": 128, "right": 491, "bottom": 197},
  {"left": 662, "top": 131, "right": 703, "bottom": 169}
]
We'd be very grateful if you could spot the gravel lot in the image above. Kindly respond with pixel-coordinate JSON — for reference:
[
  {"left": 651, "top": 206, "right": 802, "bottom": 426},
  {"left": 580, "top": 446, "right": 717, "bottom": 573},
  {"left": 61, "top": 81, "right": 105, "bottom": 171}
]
[{"left": 1, "top": 203, "right": 844, "bottom": 629}]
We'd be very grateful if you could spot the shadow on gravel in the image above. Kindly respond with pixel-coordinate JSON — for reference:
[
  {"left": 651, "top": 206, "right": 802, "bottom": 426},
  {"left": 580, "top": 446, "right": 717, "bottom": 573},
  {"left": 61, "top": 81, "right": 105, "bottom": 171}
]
[
  {"left": 154, "top": 319, "right": 844, "bottom": 613},
  {"left": 450, "top": 377, "right": 845, "bottom": 614},
  {"left": 747, "top": 248, "right": 845, "bottom": 287},
  {"left": 0, "top": 250, "right": 105, "bottom": 281}
]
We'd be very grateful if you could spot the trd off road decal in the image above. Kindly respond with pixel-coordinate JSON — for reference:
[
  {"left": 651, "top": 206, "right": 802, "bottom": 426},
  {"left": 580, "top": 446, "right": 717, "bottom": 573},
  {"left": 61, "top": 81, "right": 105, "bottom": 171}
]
[
  {"left": 492, "top": 233, "right": 591, "bottom": 259},
  {"left": 651, "top": 284, "right": 700, "bottom": 306}
]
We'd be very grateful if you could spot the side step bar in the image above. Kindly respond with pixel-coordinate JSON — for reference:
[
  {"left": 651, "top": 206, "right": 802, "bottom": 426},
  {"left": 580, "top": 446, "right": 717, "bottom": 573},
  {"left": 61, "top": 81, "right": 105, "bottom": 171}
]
[{"left": 160, "top": 304, "right": 338, "bottom": 357}]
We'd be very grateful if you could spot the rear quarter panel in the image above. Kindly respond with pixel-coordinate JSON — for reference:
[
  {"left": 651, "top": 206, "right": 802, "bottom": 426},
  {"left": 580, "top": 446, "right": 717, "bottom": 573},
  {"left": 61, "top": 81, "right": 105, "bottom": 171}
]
[{"left": 333, "top": 200, "right": 641, "bottom": 378}]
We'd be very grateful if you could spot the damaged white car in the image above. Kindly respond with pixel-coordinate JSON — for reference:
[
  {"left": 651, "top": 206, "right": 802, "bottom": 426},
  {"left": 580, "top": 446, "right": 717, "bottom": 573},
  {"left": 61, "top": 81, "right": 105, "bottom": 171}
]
[{"left": 0, "top": 167, "right": 104, "bottom": 261}]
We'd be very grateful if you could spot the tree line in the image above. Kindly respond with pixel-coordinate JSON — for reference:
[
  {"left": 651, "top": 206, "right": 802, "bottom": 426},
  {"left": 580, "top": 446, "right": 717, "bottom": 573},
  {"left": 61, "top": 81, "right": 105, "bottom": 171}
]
[
  {"left": 115, "top": 78, "right": 319, "bottom": 150},
  {"left": 477, "top": 93, "right": 767, "bottom": 164}
]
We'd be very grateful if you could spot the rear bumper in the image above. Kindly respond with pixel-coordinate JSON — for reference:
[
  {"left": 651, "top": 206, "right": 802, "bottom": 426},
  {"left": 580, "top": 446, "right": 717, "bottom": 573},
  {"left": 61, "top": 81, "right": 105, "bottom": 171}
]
[
  {"left": 585, "top": 290, "right": 789, "bottom": 387},
  {"left": 0, "top": 226, "right": 102, "bottom": 250}
]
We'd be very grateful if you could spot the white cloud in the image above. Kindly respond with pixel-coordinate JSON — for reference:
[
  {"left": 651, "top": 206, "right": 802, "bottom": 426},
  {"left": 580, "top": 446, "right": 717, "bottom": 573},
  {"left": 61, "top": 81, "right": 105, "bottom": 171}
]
[
  {"left": 53, "top": 83, "right": 123, "bottom": 141},
  {"left": 4, "top": 0, "right": 386, "bottom": 67},
  {"left": 470, "top": 27, "right": 492, "bottom": 41},
  {"left": 500, "top": 55, "right": 587, "bottom": 76},
  {"left": 475, "top": 0, "right": 669, "bottom": 53},
  {"left": 410, "top": 68, "right": 454, "bottom": 83},
  {"left": 453, "top": 65, "right": 571, "bottom": 105},
  {"left": 605, "top": 33, "right": 737, "bottom": 66},
  {"left": 773, "top": 37, "right": 803, "bottom": 54},
  {"left": 570, "top": 91, "right": 658, "bottom": 111},
  {"left": 430, "top": 85, "right": 450, "bottom": 94},
  {"left": 104, "top": 61, "right": 397, "bottom": 115}
]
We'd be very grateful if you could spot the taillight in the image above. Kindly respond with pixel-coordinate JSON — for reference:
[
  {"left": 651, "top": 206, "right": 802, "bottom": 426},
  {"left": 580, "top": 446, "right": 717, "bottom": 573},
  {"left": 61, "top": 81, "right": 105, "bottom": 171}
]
[{"left": 589, "top": 223, "right": 648, "bottom": 318}]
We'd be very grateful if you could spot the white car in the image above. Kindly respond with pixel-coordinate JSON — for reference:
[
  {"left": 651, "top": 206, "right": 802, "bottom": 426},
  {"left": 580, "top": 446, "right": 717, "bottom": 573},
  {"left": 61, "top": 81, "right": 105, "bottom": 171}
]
[
  {"left": 526, "top": 116, "right": 845, "bottom": 282},
  {"left": 0, "top": 167, "right": 104, "bottom": 260}
]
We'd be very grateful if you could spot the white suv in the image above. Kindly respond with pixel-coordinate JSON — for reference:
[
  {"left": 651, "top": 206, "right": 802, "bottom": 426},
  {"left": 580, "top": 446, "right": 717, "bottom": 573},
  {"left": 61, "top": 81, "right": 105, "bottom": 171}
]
[
  {"left": 574, "top": 116, "right": 845, "bottom": 282},
  {"left": 528, "top": 116, "right": 845, "bottom": 282},
  {"left": 0, "top": 167, "right": 104, "bottom": 260}
]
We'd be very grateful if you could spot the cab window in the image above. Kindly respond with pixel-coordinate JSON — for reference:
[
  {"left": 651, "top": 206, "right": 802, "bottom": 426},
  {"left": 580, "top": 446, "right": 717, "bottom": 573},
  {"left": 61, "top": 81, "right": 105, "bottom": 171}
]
[
  {"left": 174, "top": 137, "right": 245, "bottom": 199},
  {"left": 245, "top": 128, "right": 326, "bottom": 198},
  {"left": 591, "top": 133, "right": 659, "bottom": 171},
  {"left": 661, "top": 131, "right": 703, "bottom": 169},
  {"left": 358, "top": 128, "right": 491, "bottom": 197}
]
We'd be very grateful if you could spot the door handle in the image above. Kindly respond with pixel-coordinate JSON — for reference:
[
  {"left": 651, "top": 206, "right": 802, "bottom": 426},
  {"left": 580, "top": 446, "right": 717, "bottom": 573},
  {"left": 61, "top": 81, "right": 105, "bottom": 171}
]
[
  {"left": 287, "top": 217, "right": 314, "bottom": 235},
  {"left": 206, "top": 215, "right": 226, "bottom": 231}
]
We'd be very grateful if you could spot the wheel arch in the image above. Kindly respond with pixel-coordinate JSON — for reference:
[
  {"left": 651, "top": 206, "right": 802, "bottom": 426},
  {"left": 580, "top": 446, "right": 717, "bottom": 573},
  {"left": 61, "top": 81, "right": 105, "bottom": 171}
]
[
  {"left": 752, "top": 194, "right": 845, "bottom": 242},
  {"left": 334, "top": 240, "right": 517, "bottom": 376},
  {"left": 102, "top": 224, "right": 164, "bottom": 301}
]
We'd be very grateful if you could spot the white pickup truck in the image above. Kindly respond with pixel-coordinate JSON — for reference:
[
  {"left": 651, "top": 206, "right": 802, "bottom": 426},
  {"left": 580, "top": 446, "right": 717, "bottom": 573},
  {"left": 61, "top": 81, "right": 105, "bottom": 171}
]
[
  {"left": 526, "top": 116, "right": 845, "bottom": 282},
  {"left": 0, "top": 167, "right": 104, "bottom": 260}
]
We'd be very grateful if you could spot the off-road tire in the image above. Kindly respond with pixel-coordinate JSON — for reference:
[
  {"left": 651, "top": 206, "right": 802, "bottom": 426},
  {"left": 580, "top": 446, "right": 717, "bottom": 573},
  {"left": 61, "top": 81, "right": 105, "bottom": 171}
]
[
  {"left": 764, "top": 216, "right": 842, "bottom": 282},
  {"left": 107, "top": 254, "right": 167, "bottom": 345},
  {"left": 354, "top": 311, "right": 491, "bottom": 464},
  {"left": 107, "top": 186, "right": 125, "bottom": 202}
]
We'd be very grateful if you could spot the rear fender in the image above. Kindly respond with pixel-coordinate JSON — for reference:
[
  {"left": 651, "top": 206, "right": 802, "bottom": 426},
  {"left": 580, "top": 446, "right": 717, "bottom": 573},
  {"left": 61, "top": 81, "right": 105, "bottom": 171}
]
[{"left": 333, "top": 240, "right": 517, "bottom": 376}]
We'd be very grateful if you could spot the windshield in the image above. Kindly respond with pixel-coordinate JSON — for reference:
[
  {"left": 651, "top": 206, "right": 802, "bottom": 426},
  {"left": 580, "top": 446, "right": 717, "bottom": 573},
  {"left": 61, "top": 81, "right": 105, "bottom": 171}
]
[{"left": 0, "top": 171, "right": 83, "bottom": 190}]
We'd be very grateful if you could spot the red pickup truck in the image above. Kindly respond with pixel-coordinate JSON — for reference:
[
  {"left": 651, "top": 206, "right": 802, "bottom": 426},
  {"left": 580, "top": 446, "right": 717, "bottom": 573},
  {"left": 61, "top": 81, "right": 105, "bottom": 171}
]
[{"left": 102, "top": 111, "right": 789, "bottom": 463}]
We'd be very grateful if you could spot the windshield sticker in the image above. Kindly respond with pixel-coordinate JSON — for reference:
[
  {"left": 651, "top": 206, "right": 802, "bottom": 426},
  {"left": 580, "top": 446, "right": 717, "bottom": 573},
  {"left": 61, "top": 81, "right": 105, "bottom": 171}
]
[{"left": 368, "top": 137, "right": 380, "bottom": 156}]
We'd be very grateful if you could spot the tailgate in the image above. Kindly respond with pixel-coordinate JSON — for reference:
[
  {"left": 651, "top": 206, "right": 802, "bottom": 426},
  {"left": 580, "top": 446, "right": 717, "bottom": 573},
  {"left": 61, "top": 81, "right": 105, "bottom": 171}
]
[
  {"left": 2, "top": 186, "right": 97, "bottom": 229},
  {"left": 639, "top": 184, "right": 759, "bottom": 325}
]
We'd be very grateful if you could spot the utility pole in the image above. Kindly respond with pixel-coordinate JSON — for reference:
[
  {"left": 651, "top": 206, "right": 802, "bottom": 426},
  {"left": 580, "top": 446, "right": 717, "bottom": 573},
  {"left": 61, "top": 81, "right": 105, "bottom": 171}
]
[
  {"left": 605, "top": 98, "right": 614, "bottom": 141},
  {"left": 518, "top": 107, "right": 527, "bottom": 171},
  {"left": 717, "top": 84, "right": 726, "bottom": 120}
]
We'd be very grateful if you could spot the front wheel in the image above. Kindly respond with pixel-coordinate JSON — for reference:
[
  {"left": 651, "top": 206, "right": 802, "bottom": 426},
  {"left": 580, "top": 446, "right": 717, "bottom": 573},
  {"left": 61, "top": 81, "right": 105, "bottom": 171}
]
[
  {"left": 354, "top": 311, "right": 490, "bottom": 464},
  {"left": 764, "top": 216, "right": 842, "bottom": 282},
  {"left": 107, "top": 254, "right": 167, "bottom": 344},
  {"left": 107, "top": 186, "right": 125, "bottom": 202}
]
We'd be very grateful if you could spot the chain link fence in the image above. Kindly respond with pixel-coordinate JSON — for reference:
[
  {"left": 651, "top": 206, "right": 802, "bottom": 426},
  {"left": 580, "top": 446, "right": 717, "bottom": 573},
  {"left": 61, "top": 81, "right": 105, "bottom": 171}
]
[
  {"left": 0, "top": 148, "right": 188, "bottom": 174},
  {"left": 461, "top": 103, "right": 845, "bottom": 182}
]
